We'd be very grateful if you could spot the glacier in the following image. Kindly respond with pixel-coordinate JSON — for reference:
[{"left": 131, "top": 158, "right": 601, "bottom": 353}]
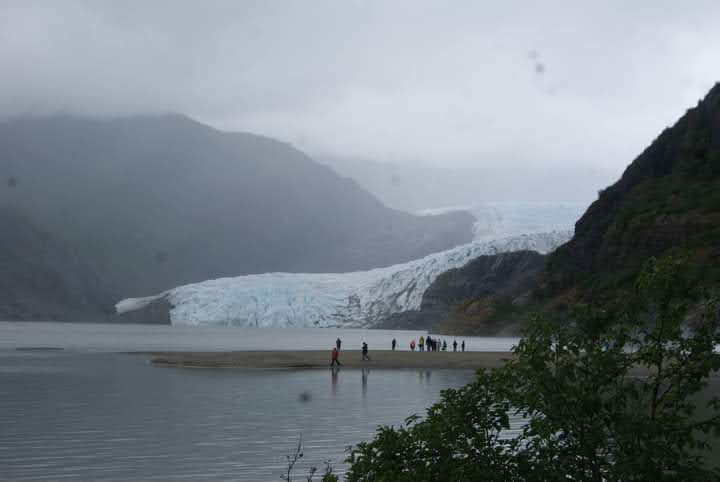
[{"left": 116, "top": 230, "right": 573, "bottom": 328}]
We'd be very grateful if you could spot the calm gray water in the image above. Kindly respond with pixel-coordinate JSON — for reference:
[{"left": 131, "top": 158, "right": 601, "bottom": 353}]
[
  {"left": 0, "top": 324, "right": 523, "bottom": 481},
  {"left": 0, "top": 322, "right": 520, "bottom": 352},
  {"left": 0, "top": 351, "right": 479, "bottom": 481}
]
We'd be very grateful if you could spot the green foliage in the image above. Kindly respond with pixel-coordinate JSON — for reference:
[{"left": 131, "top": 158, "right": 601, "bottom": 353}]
[
  {"left": 556, "top": 168, "right": 720, "bottom": 316},
  {"left": 346, "top": 252, "right": 720, "bottom": 481},
  {"left": 345, "top": 369, "right": 518, "bottom": 482}
]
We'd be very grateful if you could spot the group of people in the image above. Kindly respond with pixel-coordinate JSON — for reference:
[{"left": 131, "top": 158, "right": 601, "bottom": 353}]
[
  {"left": 331, "top": 335, "right": 467, "bottom": 365},
  {"left": 331, "top": 337, "right": 370, "bottom": 366},
  {"left": 410, "top": 336, "right": 464, "bottom": 352}
]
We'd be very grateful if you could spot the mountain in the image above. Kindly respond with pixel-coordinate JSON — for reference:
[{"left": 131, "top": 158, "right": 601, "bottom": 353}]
[
  {"left": 116, "top": 231, "right": 572, "bottom": 327},
  {"left": 0, "top": 114, "right": 474, "bottom": 299},
  {"left": 0, "top": 205, "right": 114, "bottom": 321},
  {"left": 543, "top": 83, "right": 720, "bottom": 308},
  {"left": 392, "top": 83, "right": 720, "bottom": 335}
]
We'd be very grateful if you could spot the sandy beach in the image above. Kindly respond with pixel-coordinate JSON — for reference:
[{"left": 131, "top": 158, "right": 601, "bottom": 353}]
[
  {"left": 145, "top": 350, "right": 711, "bottom": 377},
  {"left": 148, "top": 350, "right": 514, "bottom": 369}
]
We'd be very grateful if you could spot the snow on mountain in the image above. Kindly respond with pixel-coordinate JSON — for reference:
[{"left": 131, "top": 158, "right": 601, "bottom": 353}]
[
  {"left": 117, "top": 230, "right": 573, "bottom": 328},
  {"left": 416, "top": 202, "right": 585, "bottom": 241},
  {"left": 472, "top": 202, "right": 585, "bottom": 241}
]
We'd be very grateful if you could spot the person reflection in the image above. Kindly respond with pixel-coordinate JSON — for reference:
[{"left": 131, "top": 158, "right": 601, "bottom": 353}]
[
  {"left": 331, "top": 366, "right": 339, "bottom": 396},
  {"left": 361, "top": 368, "right": 369, "bottom": 398}
]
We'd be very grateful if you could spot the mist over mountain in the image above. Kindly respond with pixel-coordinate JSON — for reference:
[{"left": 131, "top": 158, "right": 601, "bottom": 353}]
[
  {"left": 0, "top": 114, "right": 474, "bottom": 303},
  {"left": 321, "top": 157, "right": 619, "bottom": 212},
  {"left": 390, "top": 83, "right": 720, "bottom": 334}
]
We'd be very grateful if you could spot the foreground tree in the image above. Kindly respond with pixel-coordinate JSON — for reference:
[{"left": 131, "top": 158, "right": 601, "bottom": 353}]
[
  {"left": 345, "top": 369, "right": 518, "bottom": 481},
  {"left": 345, "top": 251, "right": 720, "bottom": 481}
]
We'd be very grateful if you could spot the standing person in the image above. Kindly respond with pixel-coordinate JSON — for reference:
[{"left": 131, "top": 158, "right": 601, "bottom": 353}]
[
  {"left": 453, "top": 340, "right": 457, "bottom": 352},
  {"left": 330, "top": 346, "right": 342, "bottom": 367},
  {"left": 442, "top": 340, "right": 447, "bottom": 351},
  {"left": 362, "top": 342, "right": 371, "bottom": 361},
  {"left": 461, "top": 340, "right": 465, "bottom": 352},
  {"left": 410, "top": 339, "right": 416, "bottom": 351},
  {"left": 336, "top": 337, "right": 342, "bottom": 351},
  {"left": 391, "top": 338, "right": 396, "bottom": 351},
  {"left": 418, "top": 336, "right": 425, "bottom": 352}
]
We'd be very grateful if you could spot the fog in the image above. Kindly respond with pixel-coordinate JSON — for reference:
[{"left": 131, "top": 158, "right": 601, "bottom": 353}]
[{"left": 2, "top": 0, "right": 719, "bottom": 189}]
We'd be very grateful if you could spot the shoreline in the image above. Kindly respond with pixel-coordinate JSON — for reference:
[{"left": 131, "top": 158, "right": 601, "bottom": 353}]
[
  {"left": 142, "top": 351, "right": 716, "bottom": 377},
  {"left": 147, "top": 350, "right": 514, "bottom": 369}
]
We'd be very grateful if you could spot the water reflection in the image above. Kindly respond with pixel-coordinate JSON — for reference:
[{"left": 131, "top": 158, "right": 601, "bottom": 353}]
[
  {"left": 361, "top": 368, "right": 369, "bottom": 398},
  {"left": 331, "top": 366, "right": 339, "bottom": 396},
  {"left": 329, "top": 367, "right": 439, "bottom": 396}
]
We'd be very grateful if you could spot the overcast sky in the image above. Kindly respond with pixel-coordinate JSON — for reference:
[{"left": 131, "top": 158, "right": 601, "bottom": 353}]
[{"left": 1, "top": 0, "right": 719, "bottom": 173}]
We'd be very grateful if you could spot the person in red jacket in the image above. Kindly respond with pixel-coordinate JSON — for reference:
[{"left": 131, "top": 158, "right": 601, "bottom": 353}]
[{"left": 331, "top": 346, "right": 342, "bottom": 367}]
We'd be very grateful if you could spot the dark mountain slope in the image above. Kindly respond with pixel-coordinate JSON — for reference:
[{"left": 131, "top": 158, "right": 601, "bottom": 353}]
[
  {"left": 0, "top": 115, "right": 474, "bottom": 298},
  {"left": 544, "top": 83, "right": 720, "bottom": 306},
  {"left": 0, "top": 206, "right": 114, "bottom": 320}
]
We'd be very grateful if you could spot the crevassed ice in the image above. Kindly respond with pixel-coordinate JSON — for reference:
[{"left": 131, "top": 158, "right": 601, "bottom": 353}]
[{"left": 116, "top": 230, "right": 572, "bottom": 328}]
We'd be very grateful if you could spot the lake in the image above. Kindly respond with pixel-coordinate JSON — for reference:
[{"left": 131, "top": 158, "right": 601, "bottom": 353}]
[
  {"left": 0, "top": 323, "right": 523, "bottom": 481},
  {"left": 0, "top": 322, "right": 520, "bottom": 352}
]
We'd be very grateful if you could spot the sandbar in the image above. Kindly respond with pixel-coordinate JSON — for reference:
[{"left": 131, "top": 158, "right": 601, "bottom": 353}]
[{"left": 148, "top": 350, "right": 514, "bottom": 369}]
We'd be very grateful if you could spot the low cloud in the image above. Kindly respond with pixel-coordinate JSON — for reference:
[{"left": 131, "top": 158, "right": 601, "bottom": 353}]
[{"left": 1, "top": 0, "right": 719, "bottom": 172}]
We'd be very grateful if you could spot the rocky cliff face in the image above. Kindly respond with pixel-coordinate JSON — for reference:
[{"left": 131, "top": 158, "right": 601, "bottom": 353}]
[{"left": 380, "top": 251, "right": 545, "bottom": 335}]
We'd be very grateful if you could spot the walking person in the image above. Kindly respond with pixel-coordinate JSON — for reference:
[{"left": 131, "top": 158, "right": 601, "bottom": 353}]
[
  {"left": 391, "top": 338, "right": 396, "bottom": 351},
  {"left": 336, "top": 337, "right": 342, "bottom": 351},
  {"left": 453, "top": 340, "right": 457, "bottom": 352},
  {"left": 442, "top": 340, "right": 447, "bottom": 351},
  {"left": 362, "top": 342, "right": 371, "bottom": 361},
  {"left": 418, "top": 336, "right": 425, "bottom": 352},
  {"left": 330, "top": 346, "right": 342, "bottom": 367},
  {"left": 410, "top": 339, "right": 416, "bottom": 351},
  {"left": 461, "top": 340, "right": 465, "bottom": 352}
]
